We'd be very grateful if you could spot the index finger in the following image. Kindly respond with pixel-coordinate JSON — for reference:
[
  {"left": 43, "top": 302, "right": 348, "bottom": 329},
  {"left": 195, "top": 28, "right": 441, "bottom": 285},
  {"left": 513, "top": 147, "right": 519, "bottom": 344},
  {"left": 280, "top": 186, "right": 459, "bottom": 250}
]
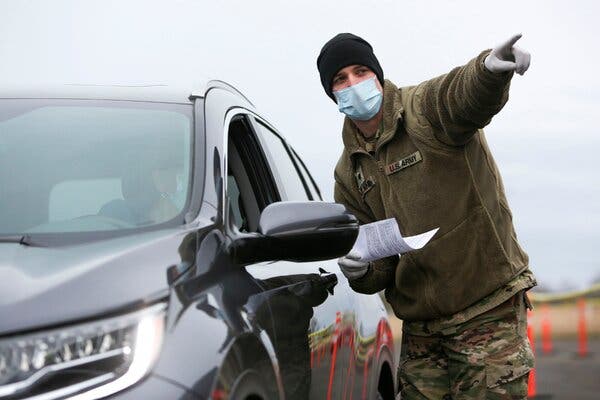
[{"left": 500, "top": 33, "right": 523, "bottom": 50}]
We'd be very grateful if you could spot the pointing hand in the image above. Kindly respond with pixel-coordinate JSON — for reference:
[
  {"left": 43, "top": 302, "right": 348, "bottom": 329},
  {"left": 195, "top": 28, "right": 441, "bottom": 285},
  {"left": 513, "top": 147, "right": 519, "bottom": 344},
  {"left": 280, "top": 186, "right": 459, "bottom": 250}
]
[{"left": 484, "top": 34, "right": 531, "bottom": 75}]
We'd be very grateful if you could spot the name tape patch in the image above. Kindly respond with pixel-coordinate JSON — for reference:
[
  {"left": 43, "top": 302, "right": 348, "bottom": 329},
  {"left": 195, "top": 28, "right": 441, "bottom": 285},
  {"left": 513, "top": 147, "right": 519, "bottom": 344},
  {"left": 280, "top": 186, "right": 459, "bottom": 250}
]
[{"left": 385, "top": 151, "right": 422, "bottom": 175}]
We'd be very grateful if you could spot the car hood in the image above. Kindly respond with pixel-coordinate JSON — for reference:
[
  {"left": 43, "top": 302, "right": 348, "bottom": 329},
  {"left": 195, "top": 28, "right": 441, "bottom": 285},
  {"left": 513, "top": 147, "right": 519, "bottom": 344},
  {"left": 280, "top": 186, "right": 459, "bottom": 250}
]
[{"left": 0, "top": 228, "right": 197, "bottom": 336}]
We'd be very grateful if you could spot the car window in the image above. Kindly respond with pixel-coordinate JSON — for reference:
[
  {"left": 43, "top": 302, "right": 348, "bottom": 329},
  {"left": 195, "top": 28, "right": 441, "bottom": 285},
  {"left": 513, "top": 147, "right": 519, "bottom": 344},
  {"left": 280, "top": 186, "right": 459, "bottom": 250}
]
[
  {"left": 252, "top": 120, "right": 310, "bottom": 201},
  {"left": 227, "top": 172, "right": 248, "bottom": 231},
  {"left": 49, "top": 178, "right": 122, "bottom": 221},
  {"left": 226, "top": 115, "right": 278, "bottom": 232},
  {"left": 289, "top": 148, "right": 322, "bottom": 201},
  {"left": 0, "top": 99, "right": 192, "bottom": 236}
]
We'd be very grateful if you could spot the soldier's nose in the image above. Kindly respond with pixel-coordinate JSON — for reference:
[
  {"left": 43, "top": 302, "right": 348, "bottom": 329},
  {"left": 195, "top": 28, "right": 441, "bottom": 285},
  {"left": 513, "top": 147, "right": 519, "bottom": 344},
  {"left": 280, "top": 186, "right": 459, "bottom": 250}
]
[{"left": 348, "top": 74, "right": 361, "bottom": 86}]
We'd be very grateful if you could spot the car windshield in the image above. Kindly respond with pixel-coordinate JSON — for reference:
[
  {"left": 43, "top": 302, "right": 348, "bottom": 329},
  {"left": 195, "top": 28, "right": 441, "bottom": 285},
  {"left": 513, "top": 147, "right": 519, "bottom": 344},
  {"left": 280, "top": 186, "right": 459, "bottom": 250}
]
[{"left": 0, "top": 99, "right": 193, "bottom": 240}]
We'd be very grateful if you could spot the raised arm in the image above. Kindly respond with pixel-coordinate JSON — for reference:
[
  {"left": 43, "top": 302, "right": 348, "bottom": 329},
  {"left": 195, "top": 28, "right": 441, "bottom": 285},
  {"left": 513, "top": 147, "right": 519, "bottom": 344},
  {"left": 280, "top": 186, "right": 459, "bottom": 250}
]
[{"left": 406, "top": 34, "right": 530, "bottom": 146}]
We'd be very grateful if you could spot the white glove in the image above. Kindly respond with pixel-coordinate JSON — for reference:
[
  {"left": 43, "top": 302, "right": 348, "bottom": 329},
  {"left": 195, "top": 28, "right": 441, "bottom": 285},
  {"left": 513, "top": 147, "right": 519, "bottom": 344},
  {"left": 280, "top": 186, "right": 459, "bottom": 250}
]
[
  {"left": 338, "top": 251, "right": 370, "bottom": 280},
  {"left": 484, "top": 34, "right": 531, "bottom": 75}
]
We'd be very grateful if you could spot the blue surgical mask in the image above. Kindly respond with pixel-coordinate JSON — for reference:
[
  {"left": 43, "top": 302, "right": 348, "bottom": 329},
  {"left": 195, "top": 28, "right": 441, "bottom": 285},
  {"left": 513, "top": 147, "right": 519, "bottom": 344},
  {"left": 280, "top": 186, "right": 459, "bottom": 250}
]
[{"left": 333, "top": 77, "right": 383, "bottom": 121}]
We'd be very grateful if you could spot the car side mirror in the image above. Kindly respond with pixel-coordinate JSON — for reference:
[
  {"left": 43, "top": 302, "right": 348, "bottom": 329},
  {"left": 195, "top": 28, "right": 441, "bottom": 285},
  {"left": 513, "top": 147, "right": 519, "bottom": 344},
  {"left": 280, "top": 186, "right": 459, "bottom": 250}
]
[{"left": 233, "top": 201, "right": 358, "bottom": 264}]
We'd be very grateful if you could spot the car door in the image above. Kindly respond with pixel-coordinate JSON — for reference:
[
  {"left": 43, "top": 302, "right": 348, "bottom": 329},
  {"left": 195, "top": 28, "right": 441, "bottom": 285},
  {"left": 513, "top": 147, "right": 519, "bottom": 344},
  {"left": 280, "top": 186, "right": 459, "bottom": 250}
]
[
  {"left": 248, "top": 118, "right": 395, "bottom": 400},
  {"left": 223, "top": 110, "right": 353, "bottom": 399},
  {"left": 203, "top": 85, "right": 392, "bottom": 399},
  {"left": 261, "top": 116, "right": 375, "bottom": 399}
]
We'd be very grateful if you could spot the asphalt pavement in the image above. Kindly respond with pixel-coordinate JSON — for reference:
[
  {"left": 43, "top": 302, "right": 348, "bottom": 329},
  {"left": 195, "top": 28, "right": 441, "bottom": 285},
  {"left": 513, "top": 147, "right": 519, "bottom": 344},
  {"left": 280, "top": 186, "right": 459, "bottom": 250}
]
[
  {"left": 533, "top": 339, "right": 600, "bottom": 400},
  {"left": 391, "top": 336, "right": 599, "bottom": 399}
]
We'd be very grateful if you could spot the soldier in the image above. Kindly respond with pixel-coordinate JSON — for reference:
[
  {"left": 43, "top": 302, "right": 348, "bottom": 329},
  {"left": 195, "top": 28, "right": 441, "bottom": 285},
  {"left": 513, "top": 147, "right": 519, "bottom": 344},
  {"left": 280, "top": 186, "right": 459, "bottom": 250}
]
[{"left": 316, "top": 33, "right": 537, "bottom": 399}]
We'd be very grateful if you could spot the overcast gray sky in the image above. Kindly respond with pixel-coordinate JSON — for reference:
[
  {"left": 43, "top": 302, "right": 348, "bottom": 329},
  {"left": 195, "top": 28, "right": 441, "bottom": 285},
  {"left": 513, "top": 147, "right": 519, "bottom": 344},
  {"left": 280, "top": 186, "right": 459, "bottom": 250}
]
[{"left": 1, "top": 0, "right": 598, "bottom": 290}]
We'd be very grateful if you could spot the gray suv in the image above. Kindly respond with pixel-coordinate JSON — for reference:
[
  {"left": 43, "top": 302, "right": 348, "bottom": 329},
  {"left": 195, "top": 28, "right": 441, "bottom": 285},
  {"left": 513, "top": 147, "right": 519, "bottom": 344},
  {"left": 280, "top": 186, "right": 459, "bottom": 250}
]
[{"left": 0, "top": 81, "right": 396, "bottom": 399}]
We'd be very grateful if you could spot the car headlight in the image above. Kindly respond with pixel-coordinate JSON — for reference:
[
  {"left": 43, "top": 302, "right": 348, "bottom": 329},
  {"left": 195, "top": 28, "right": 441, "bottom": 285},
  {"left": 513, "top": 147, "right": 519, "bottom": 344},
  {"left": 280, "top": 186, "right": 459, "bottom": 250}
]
[{"left": 0, "top": 303, "right": 166, "bottom": 399}]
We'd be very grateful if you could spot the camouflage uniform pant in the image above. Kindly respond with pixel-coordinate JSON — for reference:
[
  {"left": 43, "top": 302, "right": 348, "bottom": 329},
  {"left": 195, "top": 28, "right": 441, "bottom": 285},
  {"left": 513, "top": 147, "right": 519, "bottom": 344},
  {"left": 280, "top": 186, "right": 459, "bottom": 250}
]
[{"left": 398, "top": 292, "right": 534, "bottom": 399}]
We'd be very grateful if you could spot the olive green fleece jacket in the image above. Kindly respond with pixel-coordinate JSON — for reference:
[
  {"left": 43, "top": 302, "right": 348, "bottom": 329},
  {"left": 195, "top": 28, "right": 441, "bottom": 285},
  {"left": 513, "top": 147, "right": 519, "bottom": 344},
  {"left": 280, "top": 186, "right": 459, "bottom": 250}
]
[{"left": 334, "top": 50, "right": 532, "bottom": 322}]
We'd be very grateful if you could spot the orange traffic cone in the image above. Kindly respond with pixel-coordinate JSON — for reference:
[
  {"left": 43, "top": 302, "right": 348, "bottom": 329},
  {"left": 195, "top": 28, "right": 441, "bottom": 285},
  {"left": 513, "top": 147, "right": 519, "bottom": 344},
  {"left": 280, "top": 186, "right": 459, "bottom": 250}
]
[
  {"left": 527, "top": 309, "right": 537, "bottom": 398},
  {"left": 327, "top": 312, "right": 342, "bottom": 400},
  {"left": 541, "top": 303, "right": 553, "bottom": 354},
  {"left": 578, "top": 298, "right": 588, "bottom": 358}
]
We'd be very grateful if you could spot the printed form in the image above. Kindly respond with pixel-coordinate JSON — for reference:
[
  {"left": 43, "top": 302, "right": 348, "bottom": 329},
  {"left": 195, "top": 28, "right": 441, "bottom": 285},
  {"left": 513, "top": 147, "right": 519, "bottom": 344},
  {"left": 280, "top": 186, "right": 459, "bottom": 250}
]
[{"left": 349, "top": 218, "right": 439, "bottom": 262}]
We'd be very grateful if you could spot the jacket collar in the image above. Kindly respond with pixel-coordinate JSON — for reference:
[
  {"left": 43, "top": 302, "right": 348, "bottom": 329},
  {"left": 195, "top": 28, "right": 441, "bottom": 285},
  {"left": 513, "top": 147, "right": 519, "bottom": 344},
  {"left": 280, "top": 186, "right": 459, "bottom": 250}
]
[{"left": 341, "top": 79, "right": 404, "bottom": 157}]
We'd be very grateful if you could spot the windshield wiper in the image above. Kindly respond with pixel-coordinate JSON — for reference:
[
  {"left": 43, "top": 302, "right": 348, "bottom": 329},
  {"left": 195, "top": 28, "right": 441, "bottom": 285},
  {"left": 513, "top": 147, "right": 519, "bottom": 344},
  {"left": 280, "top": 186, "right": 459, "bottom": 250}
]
[{"left": 0, "top": 235, "right": 44, "bottom": 247}]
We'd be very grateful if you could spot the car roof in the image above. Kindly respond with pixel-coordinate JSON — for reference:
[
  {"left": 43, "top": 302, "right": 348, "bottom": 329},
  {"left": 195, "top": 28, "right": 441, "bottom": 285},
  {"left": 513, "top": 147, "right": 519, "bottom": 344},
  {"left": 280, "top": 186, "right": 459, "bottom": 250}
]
[{"left": 0, "top": 79, "right": 254, "bottom": 106}]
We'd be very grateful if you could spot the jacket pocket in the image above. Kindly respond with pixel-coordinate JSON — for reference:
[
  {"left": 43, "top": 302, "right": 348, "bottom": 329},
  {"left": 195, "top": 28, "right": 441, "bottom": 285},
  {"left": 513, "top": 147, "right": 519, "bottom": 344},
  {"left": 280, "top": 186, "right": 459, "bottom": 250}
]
[
  {"left": 386, "top": 253, "right": 438, "bottom": 320},
  {"left": 409, "top": 205, "right": 512, "bottom": 318}
]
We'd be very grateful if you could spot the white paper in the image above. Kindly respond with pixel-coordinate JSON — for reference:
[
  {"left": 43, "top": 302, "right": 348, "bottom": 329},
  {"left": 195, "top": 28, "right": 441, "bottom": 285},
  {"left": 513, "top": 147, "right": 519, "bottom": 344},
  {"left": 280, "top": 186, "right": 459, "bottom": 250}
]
[{"left": 349, "top": 218, "right": 439, "bottom": 262}]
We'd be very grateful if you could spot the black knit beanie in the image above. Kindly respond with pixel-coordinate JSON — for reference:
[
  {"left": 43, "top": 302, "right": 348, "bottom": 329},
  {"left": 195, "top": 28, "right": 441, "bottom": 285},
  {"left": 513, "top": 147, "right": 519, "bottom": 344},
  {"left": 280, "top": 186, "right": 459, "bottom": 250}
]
[{"left": 317, "top": 33, "right": 384, "bottom": 101}]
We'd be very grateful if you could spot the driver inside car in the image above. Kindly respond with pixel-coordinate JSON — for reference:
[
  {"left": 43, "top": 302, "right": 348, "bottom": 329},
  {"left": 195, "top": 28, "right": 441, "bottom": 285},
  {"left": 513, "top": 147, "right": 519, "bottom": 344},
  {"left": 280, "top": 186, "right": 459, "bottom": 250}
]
[{"left": 99, "top": 166, "right": 180, "bottom": 225}]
